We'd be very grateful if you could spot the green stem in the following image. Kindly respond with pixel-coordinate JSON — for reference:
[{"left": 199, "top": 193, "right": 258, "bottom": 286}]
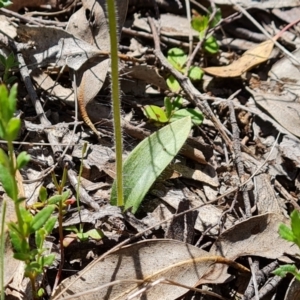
[
  {"left": 7, "top": 141, "right": 26, "bottom": 253},
  {"left": 0, "top": 201, "right": 6, "bottom": 300},
  {"left": 107, "top": 0, "right": 124, "bottom": 207}
]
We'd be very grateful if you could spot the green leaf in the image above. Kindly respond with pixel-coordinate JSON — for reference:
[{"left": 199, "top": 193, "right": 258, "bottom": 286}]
[
  {"left": 0, "top": 164, "right": 17, "bottom": 200},
  {"left": 0, "top": 148, "right": 9, "bottom": 167},
  {"left": 169, "top": 108, "right": 204, "bottom": 125},
  {"left": 61, "top": 190, "right": 70, "bottom": 202},
  {"left": 0, "top": 0, "right": 12, "bottom": 8},
  {"left": 37, "top": 288, "right": 45, "bottom": 297},
  {"left": 291, "top": 210, "right": 300, "bottom": 237},
  {"left": 188, "top": 66, "right": 204, "bottom": 81},
  {"left": 273, "top": 264, "right": 298, "bottom": 277},
  {"left": 16, "top": 151, "right": 30, "bottom": 170},
  {"left": 86, "top": 229, "right": 104, "bottom": 240},
  {"left": 6, "top": 117, "right": 20, "bottom": 141},
  {"left": 164, "top": 97, "right": 173, "bottom": 119},
  {"left": 40, "top": 254, "right": 55, "bottom": 267},
  {"left": 14, "top": 252, "right": 31, "bottom": 261},
  {"left": 167, "top": 48, "right": 187, "bottom": 71},
  {"left": 20, "top": 206, "right": 33, "bottom": 224},
  {"left": 173, "top": 96, "right": 183, "bottom": 110},
  {"left": 35, "top": 228, "right": 46, "bottom": 249},
  {"left": 6, "top": 76, "right": 18, "bottom": 85},
  {"left": 8, "top": 225, "right": 23, "bottom": 253},
  {"left": 30, "top": 205, "right": 56, "bottom": 233},
  {"left": 210, "top": 8, "right": 222, "bottom": 27},
  {"left": 0, "top": 54, "right": 6, "bottom": 67},
  {"left": 191, "top": 15, "right": 209, "bottom": 33},
  {"left": 44, "top": 216, "right": 57, "bottom": 234},
  {"left": 278, "top": 223, "right": 296, "bottom": 243},
  {"left": 166, "top": 75, "right": 181, "bottom": 93},
  {"left": 48, "top": 194, "right": 63, "bottom": 205},
  {"left": 110, "top": 117, "right": 192, "bottom": 213},
  {"left": 142, "top": 105, "right": 169, "bottom": 123},
  {"left": 204, "top": 36, "right": 219, "bottom": 54},
  {"left": 39, "top": 186, "right": 48, "bottom": 203},
  {"left": 7, "top": 84, "right": 18, "bottom": 121}
]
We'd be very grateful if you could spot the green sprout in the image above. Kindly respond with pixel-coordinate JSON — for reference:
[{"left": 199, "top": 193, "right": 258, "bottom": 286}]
[
  {"left": 273, "top": 210, "right": 300, "bottom": 281},
  {"left": 166, "top": 47, "right": 204, "bottom": 93},
  {"left": 142, "top": 95, "right": 203, "bottom": 126},
  {"left": 191, "top": 8, "right": 221, "bottom": 54}
]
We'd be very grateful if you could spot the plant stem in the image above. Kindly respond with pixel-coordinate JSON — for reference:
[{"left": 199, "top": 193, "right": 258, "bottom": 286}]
[
  {"left": 106, "top": 0, "right": 124, "bottom": 207},
  {"left": 0, "top": 201, "right": 6, "bottom": 300}
]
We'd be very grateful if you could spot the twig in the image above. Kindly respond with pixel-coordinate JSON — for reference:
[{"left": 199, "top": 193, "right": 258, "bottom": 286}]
[
  {"left": 228, "top": 91, "right": 251, "bottom": 217},
  {"left": 243, "top": 261, "right": 279, "bottom": 300}
]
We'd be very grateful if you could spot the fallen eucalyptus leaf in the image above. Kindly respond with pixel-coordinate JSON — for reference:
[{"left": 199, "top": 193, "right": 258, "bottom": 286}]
[
  {"left": 52, "top": 239, "right": 246, "bottom": 300},
  {"left": 203, "top": 39, "right": 274, "bottom": 77},
  {"left": 110, "top": 117, "right": 192, "bottom": 213}
]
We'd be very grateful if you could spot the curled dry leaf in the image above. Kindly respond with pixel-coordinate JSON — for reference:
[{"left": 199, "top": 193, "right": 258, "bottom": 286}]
[{"left": 52, "top": 239, "right": 248, "bottom": 300}]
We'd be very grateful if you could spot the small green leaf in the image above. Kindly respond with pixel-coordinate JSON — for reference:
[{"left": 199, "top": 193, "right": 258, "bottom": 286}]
[
  {"left": 142, "top": 105, "right": 168, "bottom": 123},
  {"left": 278, "top": 223, "right": 296, "bottom": 243},
  {"left": 30, "top": 205, "right": 55, "bottom": 233},
  {"left": 6, "top": 117, "right": 21, "bottom": 142},
  {"left": 35, "top": 228, "right": 46, "bottom": 249},
  {"left": 39, "top": 186, "right": 48, "bottom": 203},
  {"left": 0, "top": 148, "right": 9, "bottom": 167},
  {"left": 167, "top": 48, "right": 187, "bottom": 71},
  {"left": 173, "top": 96, "right": 183, "bottom": 110},
  {"left": 166, "top": 75, "right": 181, "bottom": 93},
  {"left": 86, "top": 229, "right": 104, "bottom": 240},
  {"left": 61, "top": 190, "right": 70, "bottom": 202},
  {"left": 111, "top": 117, "right": 192, "bottom": 213},
  {"left": 164, "top": 97, "right": 173, "bottom": 119},
  {"left": 273, "top": 264, "right": 298, "bottom": 277},
  {"left": 37, "top": 288, "right": 45, "bottom": 297},
  {"left": 40, "top": 254, "right": 55, "bottom": 267},
  {"left": 191, "top": 15, "right": 209, "bottom": 33},
  {"left": 14, "top": 252, "right": 31, "bottom": 261},
  {"left": 20, "top": 206, "right": 33, "bottom": 224},
  {"left": 291, "top": 210, "right": 300, "bottom": 247},
  {"left": 44, "top": 216, "right": 57, "bottom": 234},
  {"left": 188, "top": 66, "right": 204, "bottom": 81},
  {"left": 0, "top": 0, "right": 12, "bottom": 8},
  {"left": 204, "top": 36, "right": 219, "bottom": 54},
  {"left": 169, "top": 108, "right": 204, "bottom": 125},
  {"left": 16, "top": 151, "right": 30, "bottom": 170},
  {"left": 6, "top": 76, "right": 18, "bottom": 85},
  {"left": 48, "top": 194, "right": 63, "bottom": 205},
  {"left": 7, "top": 84, "right": 18, "bottom": 120},
  {"left": 210, "top": 8, "right": 222, "bottom": 27},
  {"left": 0, "top": 164, "right": 17, "bottom": 200}
]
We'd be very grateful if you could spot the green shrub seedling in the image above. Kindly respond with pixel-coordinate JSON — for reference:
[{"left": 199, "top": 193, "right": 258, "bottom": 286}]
[{"left": 273, "top": 210, "right": 300, "bottom": 281}]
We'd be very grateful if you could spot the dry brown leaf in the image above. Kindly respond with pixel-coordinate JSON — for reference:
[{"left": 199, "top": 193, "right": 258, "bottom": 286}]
[
  {"left": 210, "top": 213, "right": 298, "bottom": 260},
  {"left": 52, "top": 239, "right": 244, "bottom": 299},
  {"left": 249, "top": 88, "right": 300, "bottom": 138},
  {"left": 284, "top": 277, "right": 300, "bottom": 300},
  {"left": 203, "top": 40, "right": 274, "bottom": 77},
  {"left": 172, "top": 163, "right": 219, "bottom": 187}
]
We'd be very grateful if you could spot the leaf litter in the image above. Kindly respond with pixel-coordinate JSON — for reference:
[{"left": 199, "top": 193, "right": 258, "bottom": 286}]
[{"left": 1, "top": 1, "right": 300, "bottom": 300}]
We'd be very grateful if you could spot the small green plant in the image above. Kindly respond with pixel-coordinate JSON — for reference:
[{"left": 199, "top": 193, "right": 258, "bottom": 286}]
[
  {"left": 166, "top": 47, "right": 203, "bottom": 93},
  {"left": 0, "top": 0, "right": 12, "bottom": 8},
  {"left": 0, "top": 53, "right": 19, "bottom": 85},
  {"left": 142, "top": 95, "right": 203, "bottom": 125},
  {"left": 191, "top": 8, "right": 221, "bottom": 54},
  {"left": 0, "top": 84, "right": 57, "bottom": 299},
  {"left": 273, "top": 210, "right": 300, "bottom": 280}
]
